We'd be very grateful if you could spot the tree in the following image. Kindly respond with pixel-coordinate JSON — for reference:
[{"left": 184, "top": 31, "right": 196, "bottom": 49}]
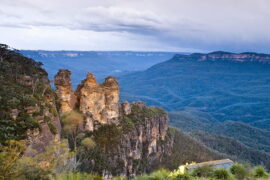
[
  {"left": 61, "top": 111, "right": 84, "bottom": 160},
  {"left": 191, "top": 165, "right": 214, "bottom": 178},
  {"left": 17, "top": 139, "right": 75, "bottom": 179},
  {"left": 0, "top": 140, "right": 26, "bottom": 180},
  {"left": 230, "top": 163, "right": 248, "bottom": 180},
  {"left": 212, "top": 168, "right": 230, "bottom": 180},
  {"left": 81, "top": 137, "right": 96, "bottom": 150},
  {"left": 253, "top": 166, "right": 268, "bottom": 178}
]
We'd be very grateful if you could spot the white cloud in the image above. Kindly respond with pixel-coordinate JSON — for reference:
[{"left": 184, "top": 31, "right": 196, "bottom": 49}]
[{"left": 0, "top": 0, "right": 270, "bottom": 52}]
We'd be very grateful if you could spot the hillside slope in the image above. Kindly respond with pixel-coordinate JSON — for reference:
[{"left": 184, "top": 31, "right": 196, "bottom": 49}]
[
  {"left": 169, "top": 111, "right": 270, "bottom": 152},
  {"left": 155, "top": 128, "right": 222, "bottom": 170},
  {"left": 119, "top": 51, "right": 270, "bottom": 130},
  {"left": 191, "top": 132, "right": 270, "bottom": 169},
  {"left": 0, "top": 44, "right": 61, "bottom": 151}
]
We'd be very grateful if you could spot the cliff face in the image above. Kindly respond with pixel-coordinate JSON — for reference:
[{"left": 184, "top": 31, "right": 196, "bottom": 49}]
[
  {"left": 76, "top": 72, "right": 119, "bottom": 131},
  {"left": 54, "top": 70, "right": 77, "bottom": 113},
  {"left": 54, "top": 70, "right": 172, "bottom": 177},
  {"left": 105, "top": 102, "right": 171, "bottom": 177},
  {"left": 174, "top": 51, "right": 270, "bottom": 63},
  {"left": 199, "top": 52, "right": 270, "bottom": 63},
  {"left": 0, "top": 44, "right": 61, "bottom": 152}
]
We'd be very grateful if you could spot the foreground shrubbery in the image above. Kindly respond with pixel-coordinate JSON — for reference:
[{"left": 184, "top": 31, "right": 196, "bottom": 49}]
[
  {"left": 130, "top": 164, "right": 270, "bottom": 180},
  {"left": 1, "top": 140, "right": 269, "bottom": 180}
]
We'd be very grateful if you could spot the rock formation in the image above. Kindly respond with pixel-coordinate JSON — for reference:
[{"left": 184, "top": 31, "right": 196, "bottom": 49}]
[
  {"left": 55, "top": 70, "right": 119, "bottom": 131},
  {"left": 54, "top": 70, "right": 77, "bottom": 113},
  {"left": 76, "top": 73, "right": 119, "bottom": 131},
  {"left": 105, "top": 102, "right": 171, "bottom": 177},
  {"left": 54, "top": 70, "right": 172, "bottom": 177}
]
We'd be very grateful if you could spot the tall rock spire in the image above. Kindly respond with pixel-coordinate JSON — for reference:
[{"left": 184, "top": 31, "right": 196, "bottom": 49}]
[
  {"left": 75, "top": 73, "right": 120, "bottom": 131},
  {"left": 54, "top": 69, "right": 77, "bottom": 113}
]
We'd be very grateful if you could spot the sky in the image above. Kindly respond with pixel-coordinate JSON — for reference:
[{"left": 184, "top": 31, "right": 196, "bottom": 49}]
[{"left": 0, "top": 0, "right": 270, "bottom": 53}]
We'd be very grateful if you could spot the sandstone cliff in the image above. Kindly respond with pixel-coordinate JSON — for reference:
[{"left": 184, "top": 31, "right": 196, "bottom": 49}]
[
  {"left": 76, "top": 72, "right": 119, "bottom": 131},
  {"left": 174, "top": 51, "right": 270, "bottom": 63},
  {"left": 54, "top": 69, "right": 77, "bottom": 113},
  {"left": 54, "top": 70, "right": 172, "bottom": 177},
  {"left": 0, "top": 44, "right": 61, "bottom": 152}
]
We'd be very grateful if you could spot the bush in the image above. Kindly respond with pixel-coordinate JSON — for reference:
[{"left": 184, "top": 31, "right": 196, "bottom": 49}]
[
  {"left": 253, "top": 166, "right": 268, "bottom": 178},
  {"left": 132, "top": 174, "right": 150, "bottom": 180},
  {"left": 53, "top": 172, "right": 103, "bottom": 180},
  {"left": 212, "top": 168, "right": 230, "bottom": 180},
  {"left": 113, "top": 176, "right": 127, "bottom": 180},
  {"left": 191, "top": 165, "right": 214, "bottom": 177},
  {"left": 48, "top": 122, "right": 57, "bottom": 135},
  {"left": 175, "top": 173, "right": 193, "bottom": 180},
  {"left": 0, "top": 140, "right": 26, "bottom": 179},
  {"left": 149, "top": 169, "right": 170, "bottom": 180},
  {"left": 230, "top": 163, "right": 248, "bottom": 179},
  {"left": 81, "top": 137, "right": 96, "bottom": 149}
]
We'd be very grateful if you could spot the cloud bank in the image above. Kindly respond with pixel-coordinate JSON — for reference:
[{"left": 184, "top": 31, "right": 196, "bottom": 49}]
[{"left": 0, "top": 0, "right": 270, "bottom": 52}]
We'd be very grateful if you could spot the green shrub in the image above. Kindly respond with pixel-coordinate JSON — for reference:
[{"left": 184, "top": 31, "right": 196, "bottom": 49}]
[
  {"left": 230, "top": 163, "right": 248, "bottom": 179},
  {"left": 191, "top": 165, "right": 214, "bottom": 177},
  {"left": 44, "top": 116, "right": 51, "bottom": 122},
  {"left": 48, "top": 122, "right": 57, "bottom": 135},
  {"left": 121, "top": 116, "right": 135, "bottom": 132},
  {"left": 253, "top": 166, "right": 268, "bottom": 178},
  {"left": 21, "top": 95, "right": 37, "bottom": 106},
  {"left": 53, "top": 172, "right": 103, "bottom": 180},
  {"left": 132, "top": 174, "right": 150, "bottom": 180},
  {"left": 175, "top": 173, "right": 193, "bottom": 180},
  {"left": 7, "top": 97, "right": 20, "bottom": 109},
  {"left": 113, "top": 176, "right": 127, "bottom": 180},
  {"left": 81, "top": 137, "right": 96, "bottom": 149},
  {"left": 212, "top": 168, "right": 230, "bottom": 180},
  {"left": 93, "top": 124, "right": 122, "bottom": 150},
  {"left": 25, "top": 116, "right": 39, "bottom": 129},
  {"left": 149, "top": 169, "right": 170, "bottom": 180}
]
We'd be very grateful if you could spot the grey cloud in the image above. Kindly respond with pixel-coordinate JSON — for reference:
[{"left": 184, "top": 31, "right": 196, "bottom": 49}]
[
  {"left": 0, "top": 0, "right": 270, "bottom": 52},
  {"left": 72, "top": 6, "right": 165, "bottom": 35}
]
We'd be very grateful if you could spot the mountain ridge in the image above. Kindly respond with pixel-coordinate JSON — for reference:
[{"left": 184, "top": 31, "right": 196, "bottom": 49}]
[{"left": 172, "top": 51, "right": 270, "bottom": 63}]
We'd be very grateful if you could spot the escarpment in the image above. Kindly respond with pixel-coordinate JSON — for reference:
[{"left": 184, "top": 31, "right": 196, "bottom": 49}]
[
  {"left": 0, "top": 44, "right": 61, "bottom": 152},
  {"left": 101, "top": 101, "right": 171, "bottom": 176},
  {"left": 54, "top": 69, "right": 172, "bottom": 177}
]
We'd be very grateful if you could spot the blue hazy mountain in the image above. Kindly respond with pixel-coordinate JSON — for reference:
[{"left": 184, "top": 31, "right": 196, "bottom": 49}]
[
  {"left": 21, "top": 50, "right": 177, "bottom": 87},
  {"left": 118, "top": 51, "right": 270, "bottom": 130},
  {"left": 117, "top": 51, "right": 270, "bottom": 163}
]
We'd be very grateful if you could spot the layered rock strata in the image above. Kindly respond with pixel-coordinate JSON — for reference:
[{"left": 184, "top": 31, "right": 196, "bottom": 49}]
[
  {"left": 54, "top": 70, "right": 77, "bottom": 113},
  {"left": 54, "top": 70, "right": 172, "bottom": 177}
]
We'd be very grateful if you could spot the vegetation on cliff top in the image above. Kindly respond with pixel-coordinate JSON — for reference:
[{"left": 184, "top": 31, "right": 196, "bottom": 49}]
[{"left": 0, "top": 44, "right": 58, "bottom": 144}]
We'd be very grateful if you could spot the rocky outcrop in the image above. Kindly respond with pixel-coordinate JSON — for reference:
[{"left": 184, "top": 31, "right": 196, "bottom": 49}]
[
  {"left": 55, "top": 70, "right": 119, "bottom": 131},
  {"left": 104, "top": 102, "right": 171, "bottom": 177},
  {"left": 54, "top": 70, "right": 172, "bottom": 177},
  {"left": 76, "top": 73, "right": 119, "bottom": 131},
  {"left": 54, "top": 70, "right": 77, "bottom": 113}
]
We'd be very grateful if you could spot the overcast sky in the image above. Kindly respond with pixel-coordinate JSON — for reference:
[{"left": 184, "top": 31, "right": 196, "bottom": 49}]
[{"left": 0, "top": 0, "right": 270, "bottom": 52}]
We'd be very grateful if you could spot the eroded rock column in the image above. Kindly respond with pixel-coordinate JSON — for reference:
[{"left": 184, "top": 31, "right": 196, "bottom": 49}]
[
  {"left": 54, "top": 69, "right": 77, "bottom": 113},
  {"left": 76, "top": 73, "right": 119, "bottom": 131}
]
